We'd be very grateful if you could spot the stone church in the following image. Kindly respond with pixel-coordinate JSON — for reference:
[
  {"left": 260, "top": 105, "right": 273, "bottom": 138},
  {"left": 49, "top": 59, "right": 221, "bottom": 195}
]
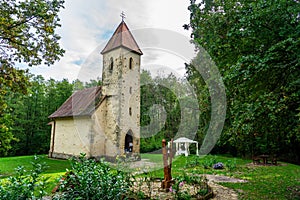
[{"left": 48, "top": 19, "right": 142, "bottom": 160}]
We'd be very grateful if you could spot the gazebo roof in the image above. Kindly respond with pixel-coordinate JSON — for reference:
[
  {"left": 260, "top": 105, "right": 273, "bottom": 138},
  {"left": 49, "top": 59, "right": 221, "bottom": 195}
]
[{"left": 173, "top": 137, "right": 198, "bottom": 143}]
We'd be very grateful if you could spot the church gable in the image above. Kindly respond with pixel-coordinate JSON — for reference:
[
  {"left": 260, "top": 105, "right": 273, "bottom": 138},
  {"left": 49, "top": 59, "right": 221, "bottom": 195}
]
[{"left": 49, "top": 86, "right": 104, "bottom": 119}]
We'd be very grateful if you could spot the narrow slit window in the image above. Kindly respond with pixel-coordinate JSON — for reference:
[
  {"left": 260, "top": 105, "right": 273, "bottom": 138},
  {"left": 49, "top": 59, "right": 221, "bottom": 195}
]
[
  {"left": 129, "top": 107, "right": 132, "bottom": 116},
  {"left": 110, "top": 57, "right": 113, "bottom": 71},
  {"left": 129, "top": 57, "right": 133, "bottom": 69}
]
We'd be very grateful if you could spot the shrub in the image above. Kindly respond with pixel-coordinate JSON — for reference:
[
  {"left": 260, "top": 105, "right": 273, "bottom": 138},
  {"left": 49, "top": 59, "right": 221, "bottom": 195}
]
[
  {"left": 225, "top": 159, "right": 237, "bottom": 171},
  {"left": 185, "top": 156, "right": 201, "bottom": 168},
  {"left": 53, "top": 153, "right": 132, "bottom": 199},
  {"left": 0, "top": 155, "right": 49, "bottom": 200},
  {"left": 171, "top": 173, "right": 210, "bottom": 199},
  {"left": 201, "top": 156, "right": 216, "bottom": 169}
]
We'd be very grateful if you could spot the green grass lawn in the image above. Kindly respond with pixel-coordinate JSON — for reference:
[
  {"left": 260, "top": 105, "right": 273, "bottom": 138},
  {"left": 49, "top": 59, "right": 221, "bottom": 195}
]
[
  {"left": 0, "top": 154, "right": 299, "bottom": 199},
  {"left": 141, "top": 154, "right": 300, "bottom": 200},
  {"left": 141, "top": 153, "right": 163, "bottom": 164},
  {"left": 0, "top": 155, "right": 71, "bottom": 194},
  {"left": 0, "top": 155, "right": 70, "bottom": 177}
]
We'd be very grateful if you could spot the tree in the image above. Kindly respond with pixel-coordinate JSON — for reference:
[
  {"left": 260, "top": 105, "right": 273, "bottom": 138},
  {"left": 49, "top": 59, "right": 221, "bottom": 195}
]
[
  {"left": 9, "top": 76, "right": 74, "bottom": 155},
  {"left": 185, "top": 0, "right": 300, "bottom": 161},
  {"left": 0, "top": 0, "right": 65, "bottom": 155},
  {"left": 0, "top": 0, "right": 65, "bottom": 67},
  {"left": 140, "top": 70, "right": 199, "bottom": 153}
]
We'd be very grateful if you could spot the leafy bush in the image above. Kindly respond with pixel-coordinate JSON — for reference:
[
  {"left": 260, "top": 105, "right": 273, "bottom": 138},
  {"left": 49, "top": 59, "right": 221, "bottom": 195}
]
[
  {"left": 225, "top": 159, "right": 237, "bottom": 171},
  {"left": 53, "top": 153, "right": 132, "bottom": 199},
  {"left": 185, "top": 156, "right": 201, "bottom": 168},
  {"left": 171, "top": 173, "right": 210, "bottom": 199},
  {"left": 201, "top": 156, "right": 217, "bottom": 169},
  {"left": 0, "top": 155, "right": 49, "bottom": 199}
]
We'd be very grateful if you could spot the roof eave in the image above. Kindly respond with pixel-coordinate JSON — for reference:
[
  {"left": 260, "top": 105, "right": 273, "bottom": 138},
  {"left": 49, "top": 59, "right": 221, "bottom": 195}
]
[{"left": 101, "top": 45, "right": 143, "bottom": 55}]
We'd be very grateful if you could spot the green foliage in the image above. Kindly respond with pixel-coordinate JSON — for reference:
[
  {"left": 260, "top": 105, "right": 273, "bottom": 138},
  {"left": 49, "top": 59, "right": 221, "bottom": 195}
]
[
  {"left": 0, "top": 113, "right": 18, "bottom": 156},
  {"left": 140, "top": 70, "right": 199, "bottom": 153},
  {"left": 171, "top": 173, "right": 210, "bottom": 200},
  {"left": 0, "top": 0, "right": 65, "bottom": 67},
  {"left": 185, "top": 0, "right": 300, "bottom": 162},
  {"left": 53, "top": 153, "right": 132, "bottom": 200},
  {"left": 0, "top": 66, "right": 28, "bottom": 156},
  {"left": 140, "top": 70, "right": 182, "bottom": 152},
  {"left": 0, "top": 155, "right": 49, "bottom": 199},
  {"left": 225, "top": 158, "right": 237, "bottom": 172},
  {"left": 0, "top": 0, "right": 65, "bottom": 156}
]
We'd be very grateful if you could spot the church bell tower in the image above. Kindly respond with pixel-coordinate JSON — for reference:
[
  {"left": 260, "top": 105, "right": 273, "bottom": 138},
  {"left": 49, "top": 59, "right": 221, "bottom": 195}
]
[{"left": 101, "top": 17, "right": 142, "bottom": 157}]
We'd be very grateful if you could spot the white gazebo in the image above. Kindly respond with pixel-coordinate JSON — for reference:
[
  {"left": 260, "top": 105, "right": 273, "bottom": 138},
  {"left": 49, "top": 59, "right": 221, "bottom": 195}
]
[{"left": 171, "top": 137, "right": 199, "bottom": 157}]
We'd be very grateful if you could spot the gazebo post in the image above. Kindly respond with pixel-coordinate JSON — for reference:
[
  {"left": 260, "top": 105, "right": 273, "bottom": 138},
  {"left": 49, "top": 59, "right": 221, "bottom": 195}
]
[
  {"left": 185, "top": 142, "right": 188, "bottom": 156},
  {"left": 196, "top": 142, "right": 199, "bottom": 156}
]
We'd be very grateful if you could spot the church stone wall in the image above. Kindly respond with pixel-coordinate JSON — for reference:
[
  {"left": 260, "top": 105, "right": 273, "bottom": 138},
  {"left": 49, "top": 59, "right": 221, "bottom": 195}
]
[
  {"left": 91, "top": 98, "right": 119, "bottom": 158},
  {"left": 102, "top": 47, "right": 140, "bottom": 156},
  {"left": 118, "top": 48, "right": 140, "bottom": 155}
]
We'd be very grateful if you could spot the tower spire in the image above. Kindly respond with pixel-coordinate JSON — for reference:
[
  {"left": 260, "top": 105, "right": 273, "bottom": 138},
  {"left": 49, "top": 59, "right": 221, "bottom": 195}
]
[{"left": 101, "top": 16, "right": 143, "bottom": 55}]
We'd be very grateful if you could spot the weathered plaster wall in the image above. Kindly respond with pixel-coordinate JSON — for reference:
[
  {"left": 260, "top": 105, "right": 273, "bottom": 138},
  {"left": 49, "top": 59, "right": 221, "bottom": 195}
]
[{"left": 51, "top": 117, "right": 92, "bottom": 158}]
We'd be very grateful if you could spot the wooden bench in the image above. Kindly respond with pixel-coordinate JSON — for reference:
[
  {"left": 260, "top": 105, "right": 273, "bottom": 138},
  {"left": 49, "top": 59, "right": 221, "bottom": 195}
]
[
  {"left": 253, "top": 154, "right": 278, "bottom": 165},
  {"left": 252, "top": 156, "right": 261, "bottom": 164}
]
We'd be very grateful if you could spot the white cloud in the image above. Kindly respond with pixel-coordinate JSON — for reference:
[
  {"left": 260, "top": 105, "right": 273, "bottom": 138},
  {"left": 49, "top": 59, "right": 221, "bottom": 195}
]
[{"left": 23, "top": 0, "right": 195, "bottom": 81}]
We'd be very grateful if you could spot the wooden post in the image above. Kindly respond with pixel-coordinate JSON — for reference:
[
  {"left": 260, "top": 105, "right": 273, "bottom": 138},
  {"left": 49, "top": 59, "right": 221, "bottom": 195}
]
[
  {"left": 162, "top": 139, "right": 168, "bottom": 180},
  {"left": 161, "top": 139, "right": 174, "bottom": 191}
]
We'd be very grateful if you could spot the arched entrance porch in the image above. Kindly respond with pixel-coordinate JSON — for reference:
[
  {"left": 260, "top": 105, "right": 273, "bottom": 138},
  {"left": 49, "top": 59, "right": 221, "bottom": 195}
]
[{"left": 125, "top": 130, "right": 133, "bottom": 153}]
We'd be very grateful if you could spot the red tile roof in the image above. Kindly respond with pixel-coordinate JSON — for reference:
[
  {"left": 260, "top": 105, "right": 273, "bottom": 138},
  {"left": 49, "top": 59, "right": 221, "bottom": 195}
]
[
  {"left": 49, "top": 86, "right": 104, "bottom": 118},
  {"left": 101, "top": 21, "right": 143, "bottom": 55}
]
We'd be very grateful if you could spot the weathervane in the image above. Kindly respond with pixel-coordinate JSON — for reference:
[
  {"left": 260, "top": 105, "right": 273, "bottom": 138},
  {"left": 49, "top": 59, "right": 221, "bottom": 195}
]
[{"left": 120, "top": 11, "right": 126, "bottom": 21}]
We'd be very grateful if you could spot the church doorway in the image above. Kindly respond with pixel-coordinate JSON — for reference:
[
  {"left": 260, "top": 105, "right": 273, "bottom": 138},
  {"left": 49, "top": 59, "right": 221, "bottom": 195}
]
[{"left": 125, "top": 130, "right": 133, "bottom": 153}]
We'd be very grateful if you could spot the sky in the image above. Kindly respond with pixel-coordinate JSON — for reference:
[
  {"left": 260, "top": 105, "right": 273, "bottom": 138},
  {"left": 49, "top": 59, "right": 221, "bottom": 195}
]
[{"left": 23, "top": 0, "right": 197, "bottom": 82}]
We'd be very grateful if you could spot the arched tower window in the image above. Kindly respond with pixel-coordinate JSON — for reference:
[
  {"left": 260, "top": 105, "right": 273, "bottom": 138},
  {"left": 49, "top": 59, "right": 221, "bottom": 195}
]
[
  {"left": 129, "top": 87, "right": 132, "bottom": 94},
  {"left": 109, "top": 57, "right": 113, "bottom": 71},
  {"left": 129, "top": 57, "right": 133, "bottom": 69}
]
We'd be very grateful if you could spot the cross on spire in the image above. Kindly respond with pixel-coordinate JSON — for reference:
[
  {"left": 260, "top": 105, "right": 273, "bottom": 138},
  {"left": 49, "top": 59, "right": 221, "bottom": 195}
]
[{"left": 120, "top": 11, "right": 126, "bottom": 21}]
